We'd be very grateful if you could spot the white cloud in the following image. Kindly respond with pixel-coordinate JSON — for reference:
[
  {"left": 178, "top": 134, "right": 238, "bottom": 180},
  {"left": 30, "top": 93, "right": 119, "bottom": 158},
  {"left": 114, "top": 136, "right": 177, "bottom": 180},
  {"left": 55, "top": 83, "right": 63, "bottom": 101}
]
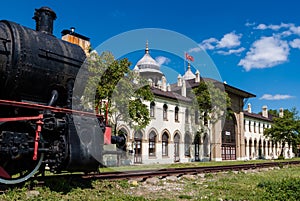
[
  {"left": 253, "top": 23, "right": 300, "bottom": 38},
  {"left": 255, "top": 23, "right": 293, "bottom": 31},
  {"left": 256, "top": 23, "right": 267, "bottom": 30},
  {"left": 259, "top": 94, "right": 294, "bottom": 100},
  {"left": 189, "top": 47, "right": 202, "bottom": 53},
  {"left": 290, "top": 25, "right": 300, "bottom": 35},
  {"left": 199, "top": 32, "right": 243, "bottom": 55},
  {"left": 216, "top": 47, "right": 245, "bottom": 55},
  {"left": 217, "top": 32, "right": 242, "bottom": 49},
  {"left": 290, "top": 39, "right": 300, "bottom": 49},
  {"left": 200, "top": 38, "right": 218, "bottom": 50},
  {"left": 155, "top": 56, "right": 170, "bottom": 66},
  {"left": 238, "top": 36, "right": 290, "bottom": 71},
  {"left": 279, "top": 30, "right": 293, "bottom": 37},
  {"left": 245, "top": 22, "right": 256, "bottom": 27}
]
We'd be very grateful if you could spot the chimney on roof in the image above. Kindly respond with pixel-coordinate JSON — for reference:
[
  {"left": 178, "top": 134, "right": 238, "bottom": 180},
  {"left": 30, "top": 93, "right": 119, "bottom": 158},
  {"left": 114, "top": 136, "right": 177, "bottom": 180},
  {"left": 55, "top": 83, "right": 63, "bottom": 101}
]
[
  {"left": 279, "top": 108, "right": 284, "bottom": 118},
  {"left": 247, "top": 103, "right": 252, "bottom": 113},
  {"left": 262, "top": 105, "right": 268, "bottom": 118},
  {"left": 167, "top": 83, "right": 171, "bottom": 91},
  {"left": 195, "top": 70, "right": 200, "bottom": 83},
  {"left": 161, "top": 76, "right": 167, "bottom": 92},
  {"left": 177, "top": 74, "right": 182, "bottom": 87}
]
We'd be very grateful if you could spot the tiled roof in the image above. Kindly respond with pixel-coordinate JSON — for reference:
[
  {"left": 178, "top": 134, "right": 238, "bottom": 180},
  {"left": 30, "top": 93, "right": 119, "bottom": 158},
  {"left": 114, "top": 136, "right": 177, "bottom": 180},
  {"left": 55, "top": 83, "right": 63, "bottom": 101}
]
[
  {"left": 244, "top": 111, "right": 273, "bottom": 122},
  {"left": 171, "top": 77, "right": 256, "bottom": 98},
  {"left": 151, "top": 87, "right": 192, "bottom": 103}
]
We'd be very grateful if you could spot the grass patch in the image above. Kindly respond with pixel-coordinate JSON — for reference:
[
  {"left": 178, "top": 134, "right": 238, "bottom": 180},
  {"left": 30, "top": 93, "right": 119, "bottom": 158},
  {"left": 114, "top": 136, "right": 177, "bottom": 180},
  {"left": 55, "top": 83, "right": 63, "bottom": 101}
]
[
  {"left": 2, "top": 161, "right": 300, "bottom": 200},
  {"left": 258, "top": 178, "right": 300, "bottom": 201}
]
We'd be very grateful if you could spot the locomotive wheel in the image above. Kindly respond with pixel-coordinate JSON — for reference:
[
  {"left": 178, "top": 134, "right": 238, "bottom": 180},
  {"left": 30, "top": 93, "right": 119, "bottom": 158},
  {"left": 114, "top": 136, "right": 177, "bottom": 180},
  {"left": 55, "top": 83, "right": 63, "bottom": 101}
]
[{"left": 0, "top": 122, "right": 44, "bottom": 185}]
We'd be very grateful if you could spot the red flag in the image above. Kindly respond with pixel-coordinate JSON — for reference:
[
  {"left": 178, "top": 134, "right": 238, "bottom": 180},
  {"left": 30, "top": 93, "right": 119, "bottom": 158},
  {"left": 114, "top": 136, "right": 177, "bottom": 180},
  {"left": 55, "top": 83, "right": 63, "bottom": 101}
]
[{"left": 185, "top": 53, "right": 194, "bottom": 62}]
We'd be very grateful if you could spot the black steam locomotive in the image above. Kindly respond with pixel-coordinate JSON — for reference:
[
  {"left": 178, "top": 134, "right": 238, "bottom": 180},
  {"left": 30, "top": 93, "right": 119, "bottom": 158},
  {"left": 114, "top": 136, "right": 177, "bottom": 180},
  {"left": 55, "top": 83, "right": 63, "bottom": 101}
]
[{"left": 0, "top": 7, "right": 122, "bottom": 185}]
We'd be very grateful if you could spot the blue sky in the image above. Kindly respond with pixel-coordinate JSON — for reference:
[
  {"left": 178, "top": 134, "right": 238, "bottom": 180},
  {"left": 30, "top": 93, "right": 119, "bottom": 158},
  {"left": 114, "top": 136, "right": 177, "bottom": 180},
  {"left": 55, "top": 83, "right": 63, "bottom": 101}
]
[{"left": 1, "top": 0, "right": 300, "bottom": 113}]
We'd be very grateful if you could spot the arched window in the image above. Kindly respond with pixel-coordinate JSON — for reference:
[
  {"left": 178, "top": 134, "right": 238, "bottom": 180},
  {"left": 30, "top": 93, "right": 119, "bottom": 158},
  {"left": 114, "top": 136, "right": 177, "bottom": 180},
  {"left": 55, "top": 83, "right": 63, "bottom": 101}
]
[
  {"left": 150, "top": 101, "right": 155, "bottom": 117},
  {"left": 134, "top": 130, "right": 143, "bottom": 139},
  {"left": 244, "top": 139, "right": 247, "bottom": 158},
  {"left": 203, "top": 133, "right": 209, "bottom": 157},
  {"left": 175, "top": 106, "right": 179, "bottom": 122},
  {"left": 134, "top": 131, "right": 143, "bottom": 164},
  {"left": 185, "top": 108, "right": 189, "bottom": 123},
  {"left": 163, "top": 104, "right": 168, "bottom": 120},
  {"left": 254, "top": 139, "right": 257, "bottom": 157},
  {"left": 162, "top": 132, "right": 169, "bottom": 156},
  {"left": 184, "top": 133, "right": 191, "bottom": 156},
  {"left": 149, "top": 131, "right": 156, "bottom": 156},
  {"left": 249, "top": 120, "right": 252, "bottom": 132},
  {"left": 174, "top": 133, "right": 180, "bottom": 162},
  {"left": 249, "top": 139, "right": 252, "bottom": 159}
]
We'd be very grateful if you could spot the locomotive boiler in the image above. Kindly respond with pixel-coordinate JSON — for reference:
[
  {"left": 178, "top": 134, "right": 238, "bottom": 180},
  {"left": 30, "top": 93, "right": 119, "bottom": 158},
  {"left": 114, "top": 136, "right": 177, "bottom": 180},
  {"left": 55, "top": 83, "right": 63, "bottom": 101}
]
[{"left": 0, "top": 7, "right": 123, "bottom": 185}]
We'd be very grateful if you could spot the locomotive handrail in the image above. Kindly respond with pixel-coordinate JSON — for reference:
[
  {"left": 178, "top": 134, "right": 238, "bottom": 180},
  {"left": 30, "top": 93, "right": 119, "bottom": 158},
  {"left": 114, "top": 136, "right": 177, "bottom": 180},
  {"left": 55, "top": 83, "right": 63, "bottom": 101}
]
[
  {"left": 0, "top": 50, "right": 10, "bottom": 56},
  {"left": 0, "top": 99, "right": 101, "bottom": 118},
  {"left": 0, "top": 114, "right": 44, "bottom": 122}
]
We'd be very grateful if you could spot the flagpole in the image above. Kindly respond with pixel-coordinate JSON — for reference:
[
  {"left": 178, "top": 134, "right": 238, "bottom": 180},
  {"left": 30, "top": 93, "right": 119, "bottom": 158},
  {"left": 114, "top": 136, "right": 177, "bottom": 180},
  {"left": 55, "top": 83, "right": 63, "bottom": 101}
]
[{"left": 184, "top": 52, "right": 186, "bottom": 73}]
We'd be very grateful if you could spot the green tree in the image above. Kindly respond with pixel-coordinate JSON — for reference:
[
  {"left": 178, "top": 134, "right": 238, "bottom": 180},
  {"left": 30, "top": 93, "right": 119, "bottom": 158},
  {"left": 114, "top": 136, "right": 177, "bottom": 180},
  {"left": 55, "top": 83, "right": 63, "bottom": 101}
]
[
  {"left": 264, "top": 108, "right": 300, "bottom": 157},
  {"left": 83, "top": 51, "right": 153, "bottom": 134},
  {"left": 192, "top": 81, "right": 231, "bottom": 126},
  {"left": 192, "top": 81, "right": 231, "bottom": 146}
]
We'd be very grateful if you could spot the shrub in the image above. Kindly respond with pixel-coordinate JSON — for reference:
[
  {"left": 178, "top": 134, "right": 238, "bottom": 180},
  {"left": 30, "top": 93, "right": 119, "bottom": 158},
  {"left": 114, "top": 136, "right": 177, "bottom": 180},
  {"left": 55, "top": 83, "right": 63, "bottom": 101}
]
[
  {"left": 277, "top": 155, "right": 284, "bottom": 160},
  {"left": 258, "top": 178, "right": 300, "bottom": 200}
]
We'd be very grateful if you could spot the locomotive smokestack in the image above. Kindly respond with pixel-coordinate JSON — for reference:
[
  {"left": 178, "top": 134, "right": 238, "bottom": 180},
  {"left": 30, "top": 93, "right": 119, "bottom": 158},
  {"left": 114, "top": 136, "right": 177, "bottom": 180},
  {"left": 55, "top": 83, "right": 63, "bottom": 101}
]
[{"left": 33, "top": 7, "right": 57, "bottom": 34}]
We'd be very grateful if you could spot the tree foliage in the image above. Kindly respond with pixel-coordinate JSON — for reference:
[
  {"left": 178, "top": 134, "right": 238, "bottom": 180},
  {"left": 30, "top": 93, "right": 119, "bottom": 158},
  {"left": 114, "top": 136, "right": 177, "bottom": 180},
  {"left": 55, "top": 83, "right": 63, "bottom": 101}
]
[
  {"left": 192, "top": 81, "right": 231, "bottom": 125},
  {"left": 264, "top": 108, "right": 300, "bottom": 156},
  {"left": 83, "top": 51, "right": 154, "bottom": 133}
]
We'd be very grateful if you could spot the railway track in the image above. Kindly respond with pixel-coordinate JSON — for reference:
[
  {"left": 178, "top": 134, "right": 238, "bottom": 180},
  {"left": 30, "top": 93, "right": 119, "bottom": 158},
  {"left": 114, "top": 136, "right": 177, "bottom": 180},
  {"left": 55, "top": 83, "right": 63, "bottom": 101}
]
[
  {"left": 84, "top": 160, "right": 300, "bottom": 180},
  {"left": 1, "top": 160, "right": 300, "bottom": 191}
]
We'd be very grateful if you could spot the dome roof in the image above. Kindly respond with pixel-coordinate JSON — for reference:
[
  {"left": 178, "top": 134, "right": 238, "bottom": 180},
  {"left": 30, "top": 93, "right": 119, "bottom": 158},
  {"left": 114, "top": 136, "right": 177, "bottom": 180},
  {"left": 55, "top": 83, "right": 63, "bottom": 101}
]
[
  {"left": 183, "top": 63, "right": 196, "bottom": 80},
  {"left": 134, "top": 41, "right": 164, "bottom": 83},
  {"left": 136, "top": 53, "right": 160, "bottom": 70},
  {"left": 136, "top": 42, "right": 160, "bottom": 71}
]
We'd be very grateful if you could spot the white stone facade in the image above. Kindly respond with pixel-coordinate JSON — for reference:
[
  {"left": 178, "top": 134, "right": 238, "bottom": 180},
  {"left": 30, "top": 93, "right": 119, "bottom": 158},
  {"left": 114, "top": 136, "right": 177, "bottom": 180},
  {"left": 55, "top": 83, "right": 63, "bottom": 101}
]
[
  {"left": 117, "top": 97, "right": 199, "bottom": 164},
  {"left": 244, "top": 104, "right": 293, "bottom": 160}
]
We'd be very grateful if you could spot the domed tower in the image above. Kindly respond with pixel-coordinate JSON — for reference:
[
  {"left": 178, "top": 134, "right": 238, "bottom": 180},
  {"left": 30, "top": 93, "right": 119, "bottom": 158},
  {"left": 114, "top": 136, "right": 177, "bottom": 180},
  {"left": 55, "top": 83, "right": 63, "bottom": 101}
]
[
  {"left": 134, "top": 41, "right": 164, "bottom": 85},
  {"left": 182, "top": 63, "right": 196, "bottom": 80}
]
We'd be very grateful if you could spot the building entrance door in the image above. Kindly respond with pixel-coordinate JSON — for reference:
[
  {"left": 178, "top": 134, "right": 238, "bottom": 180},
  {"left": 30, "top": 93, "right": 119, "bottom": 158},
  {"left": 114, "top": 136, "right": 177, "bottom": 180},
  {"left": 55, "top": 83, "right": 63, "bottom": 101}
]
[
  {"left": 221, "top": 113, "right": 237, "bottom": 160},
  {"left": 174, "top": 133, "right": 180, "bottom": 162},
  {"left": 134, "top": 131, "right": 143, "bottom": 164},
  {"left": 134, "top": 140, "right": 142, "bottom": 163}
]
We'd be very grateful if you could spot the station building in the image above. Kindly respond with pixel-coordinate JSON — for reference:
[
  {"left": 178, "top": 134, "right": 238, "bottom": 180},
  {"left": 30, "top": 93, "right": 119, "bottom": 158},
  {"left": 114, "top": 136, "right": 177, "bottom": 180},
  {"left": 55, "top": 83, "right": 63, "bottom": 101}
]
[
  {"left": 114, "top": 43, "right": 292, "bottom": 165},
  {"left": 60, "top": 27, "right": 292, "bottom": 164}
]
